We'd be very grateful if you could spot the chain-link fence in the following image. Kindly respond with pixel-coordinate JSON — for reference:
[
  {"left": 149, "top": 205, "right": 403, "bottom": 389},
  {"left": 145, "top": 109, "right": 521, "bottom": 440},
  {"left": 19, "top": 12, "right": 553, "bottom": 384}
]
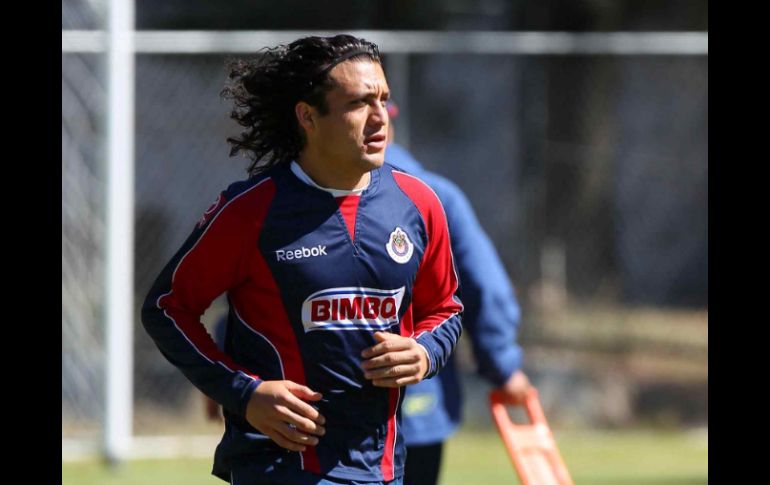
[
  {"left": 62, "top": 49, "right": 107, "bottom": 442},
  {"left": 62, "top": 0, "right": 106, "bottom": 443},
  {"left": 132, "top": 54, "right": 253, "bottom": 435},
  {"left": 62, "top": 25, "right": 707, "bottom": 456}
]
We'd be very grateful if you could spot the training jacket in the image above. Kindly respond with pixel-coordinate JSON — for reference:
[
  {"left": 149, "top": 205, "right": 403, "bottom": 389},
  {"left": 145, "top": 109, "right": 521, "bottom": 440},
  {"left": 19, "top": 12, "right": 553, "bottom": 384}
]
[{"left": 141, "top": 161, "right": 463, "bottom": 482}]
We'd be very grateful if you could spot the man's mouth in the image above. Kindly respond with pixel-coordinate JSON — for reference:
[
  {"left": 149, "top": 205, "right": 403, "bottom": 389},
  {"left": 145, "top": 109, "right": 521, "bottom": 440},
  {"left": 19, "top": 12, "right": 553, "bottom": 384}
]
[{"left": 364, "top": 134, "right": 387, "bottom": 150}]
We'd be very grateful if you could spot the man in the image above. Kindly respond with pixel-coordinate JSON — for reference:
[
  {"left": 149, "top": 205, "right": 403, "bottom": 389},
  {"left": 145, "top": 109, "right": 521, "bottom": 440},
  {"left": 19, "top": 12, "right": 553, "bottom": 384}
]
[
  {"left": 141, "top": 35, "right": 462, "bottom": 485},
  {"left": 384, "top": 103, "right": 530, "bottom": 485}
]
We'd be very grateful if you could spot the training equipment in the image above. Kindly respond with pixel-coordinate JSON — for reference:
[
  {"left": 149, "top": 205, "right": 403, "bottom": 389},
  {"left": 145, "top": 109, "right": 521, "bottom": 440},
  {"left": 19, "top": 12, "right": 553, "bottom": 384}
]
[{"left": 489, "top": 388, "right": 574, "bottom": 485}]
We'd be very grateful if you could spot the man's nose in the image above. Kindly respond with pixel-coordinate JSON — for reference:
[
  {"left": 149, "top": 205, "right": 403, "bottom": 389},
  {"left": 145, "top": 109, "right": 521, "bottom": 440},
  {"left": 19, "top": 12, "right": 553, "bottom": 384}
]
[{"left": 369, "top": 103, "right": 388, "bottom": 126}]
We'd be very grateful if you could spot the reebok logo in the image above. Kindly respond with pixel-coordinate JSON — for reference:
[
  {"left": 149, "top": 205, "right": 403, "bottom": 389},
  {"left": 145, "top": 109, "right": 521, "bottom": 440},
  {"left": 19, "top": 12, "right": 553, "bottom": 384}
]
[{"left": 276, "top": 244, "right": 327, "bottom": 262}]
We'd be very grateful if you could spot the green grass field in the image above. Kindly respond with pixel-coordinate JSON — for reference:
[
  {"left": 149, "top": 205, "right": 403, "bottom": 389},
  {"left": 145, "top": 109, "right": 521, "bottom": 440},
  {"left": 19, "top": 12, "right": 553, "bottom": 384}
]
[{"left": 62, "top": 429, "right": 707, "bottom": 485}]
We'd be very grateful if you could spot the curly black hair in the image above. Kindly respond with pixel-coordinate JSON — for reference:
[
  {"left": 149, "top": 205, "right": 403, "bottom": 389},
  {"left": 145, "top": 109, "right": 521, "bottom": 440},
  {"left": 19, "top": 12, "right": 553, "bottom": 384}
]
[{"left": 221, "top": 35, "right": 381, "bottom": 176}]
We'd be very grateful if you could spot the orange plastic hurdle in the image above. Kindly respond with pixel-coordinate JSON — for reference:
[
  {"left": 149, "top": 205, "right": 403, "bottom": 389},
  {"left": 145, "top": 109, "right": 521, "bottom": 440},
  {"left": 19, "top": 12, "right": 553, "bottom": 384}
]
[{"left": 489, "top": 388, "right": 575, "bottom": 485}]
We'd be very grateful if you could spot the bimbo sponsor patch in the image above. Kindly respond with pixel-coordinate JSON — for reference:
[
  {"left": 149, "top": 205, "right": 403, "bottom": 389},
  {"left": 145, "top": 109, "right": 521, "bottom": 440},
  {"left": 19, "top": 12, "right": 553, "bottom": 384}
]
[{"left": 301, "top": 286, "right": 405, "bottom": 332}]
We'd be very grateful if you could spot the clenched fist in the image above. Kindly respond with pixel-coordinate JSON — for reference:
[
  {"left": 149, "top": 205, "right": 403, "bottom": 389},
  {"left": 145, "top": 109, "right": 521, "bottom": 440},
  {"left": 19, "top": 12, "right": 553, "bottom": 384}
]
[
  {"left": 360, "top": 331, "right": 430, "bottom": 387},
  {"left": 245, "top": 380, "right": 326, "bottom": 452}
]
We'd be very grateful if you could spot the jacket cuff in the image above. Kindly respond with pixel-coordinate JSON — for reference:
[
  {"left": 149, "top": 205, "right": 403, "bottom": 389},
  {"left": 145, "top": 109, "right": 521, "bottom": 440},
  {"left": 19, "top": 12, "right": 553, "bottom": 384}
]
[
  {"left": 232, "top": 375, "right": 262, "bottom": 419},
  {"left": 416, "top": 342, "right": 433, "bottom": 378},
  {"left": 485, "top": 346, "right": 523, "bottom": 387}
]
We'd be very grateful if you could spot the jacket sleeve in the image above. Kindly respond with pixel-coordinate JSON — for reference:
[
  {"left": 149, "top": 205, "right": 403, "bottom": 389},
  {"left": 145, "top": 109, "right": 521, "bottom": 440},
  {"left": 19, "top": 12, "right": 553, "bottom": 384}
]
[
  {"left": 140, "top": 187, "right": 264, "bottom": 418},
  {"left": 432, "top": 177, "right": 523, "bottom": 386},
  {"left": 407, "top": 185, "right": 464, "bottom": 380}
]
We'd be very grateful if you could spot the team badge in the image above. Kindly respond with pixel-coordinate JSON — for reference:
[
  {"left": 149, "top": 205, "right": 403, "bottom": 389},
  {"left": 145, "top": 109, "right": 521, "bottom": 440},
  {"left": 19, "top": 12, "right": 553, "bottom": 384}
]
[{"left": 385, "top": 227, "right": 413, "bottom": 264}]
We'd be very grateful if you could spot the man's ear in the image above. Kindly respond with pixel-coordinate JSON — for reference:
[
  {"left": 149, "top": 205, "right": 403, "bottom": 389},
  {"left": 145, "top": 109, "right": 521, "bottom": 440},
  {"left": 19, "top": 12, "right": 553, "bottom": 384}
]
[{"left": 295, "top": 101, "right": 316, "bottom": 134}]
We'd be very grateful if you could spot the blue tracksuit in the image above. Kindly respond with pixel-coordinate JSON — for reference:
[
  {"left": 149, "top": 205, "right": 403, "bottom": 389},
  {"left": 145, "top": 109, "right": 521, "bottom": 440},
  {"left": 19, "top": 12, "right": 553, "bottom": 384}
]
[
  {"left": 141, "top": 161, "right": 463, "bottom": 482},
  {"left": 384, "top": 143, "right": 523, "bottom": 446}
]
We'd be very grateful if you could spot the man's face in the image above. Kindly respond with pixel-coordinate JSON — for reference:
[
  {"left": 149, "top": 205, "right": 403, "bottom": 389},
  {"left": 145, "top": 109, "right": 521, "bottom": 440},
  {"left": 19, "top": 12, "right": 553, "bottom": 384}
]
[{"left": 309, "top": 60, "right": 390, "bottom": 172}]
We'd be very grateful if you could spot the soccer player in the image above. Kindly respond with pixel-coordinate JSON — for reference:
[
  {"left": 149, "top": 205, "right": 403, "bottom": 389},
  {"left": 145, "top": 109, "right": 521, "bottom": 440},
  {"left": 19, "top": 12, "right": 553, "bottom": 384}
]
[
  {"left": 141, "top": 35, "right": 462, "bottom": 485},
  {"left": 384, "top": 103, "right": 530, "bottom": 485}
]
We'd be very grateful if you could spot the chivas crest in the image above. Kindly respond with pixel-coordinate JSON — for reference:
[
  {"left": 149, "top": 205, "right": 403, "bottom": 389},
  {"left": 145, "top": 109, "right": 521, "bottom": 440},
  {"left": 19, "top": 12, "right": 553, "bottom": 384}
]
[{"left": 386, "top": 227, "right": 413, "bottom": 264}]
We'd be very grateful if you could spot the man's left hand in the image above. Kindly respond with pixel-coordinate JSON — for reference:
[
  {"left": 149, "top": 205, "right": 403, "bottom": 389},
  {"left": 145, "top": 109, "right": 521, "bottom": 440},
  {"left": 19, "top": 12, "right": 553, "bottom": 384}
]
[{"left": 361, "top": 331, "right": 429, "bottom": 387}]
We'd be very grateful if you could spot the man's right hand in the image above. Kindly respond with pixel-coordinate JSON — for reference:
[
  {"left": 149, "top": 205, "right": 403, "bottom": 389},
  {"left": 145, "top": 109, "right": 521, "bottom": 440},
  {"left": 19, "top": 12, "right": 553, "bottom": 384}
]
[
  {"left": 245, "top": 380, "right": 326, "bottom": 452},
  {"left": 497, "top": 370, "right": 531, "bottom": 405}
]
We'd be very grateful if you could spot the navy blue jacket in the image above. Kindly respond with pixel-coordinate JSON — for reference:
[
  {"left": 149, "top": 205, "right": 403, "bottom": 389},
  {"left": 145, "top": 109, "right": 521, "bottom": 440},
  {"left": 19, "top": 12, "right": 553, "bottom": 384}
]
[
  {"left": 385, "top": 143, "right": 523, "bottom": 446},
  {"left": 141, "top": 162, "right": 462, "bottom": 481}
]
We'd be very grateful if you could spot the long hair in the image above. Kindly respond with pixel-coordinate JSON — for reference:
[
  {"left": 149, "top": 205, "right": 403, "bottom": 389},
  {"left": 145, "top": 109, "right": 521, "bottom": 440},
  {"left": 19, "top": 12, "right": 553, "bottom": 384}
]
[{"left": 221, "top": 35, "right": 381, "bottom": 177}]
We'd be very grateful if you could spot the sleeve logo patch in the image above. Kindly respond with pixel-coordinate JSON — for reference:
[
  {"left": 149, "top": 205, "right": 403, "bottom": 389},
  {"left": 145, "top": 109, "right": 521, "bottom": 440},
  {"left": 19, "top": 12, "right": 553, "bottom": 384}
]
[
  {"left": 402, "top": 393, "right": 437, "bottom": 416},
  {"left": 386, "top": 227, "right": 413, "bottom": 264},
  {"left": 197, "top": 193, "right": 226, "bottom": 229}
]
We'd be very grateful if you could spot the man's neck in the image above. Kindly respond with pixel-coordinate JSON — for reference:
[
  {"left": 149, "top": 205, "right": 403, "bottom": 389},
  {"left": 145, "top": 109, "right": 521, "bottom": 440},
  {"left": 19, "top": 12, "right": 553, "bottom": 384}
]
[{"left": 296, "top": 152, "right": 370, "bottom": 191}]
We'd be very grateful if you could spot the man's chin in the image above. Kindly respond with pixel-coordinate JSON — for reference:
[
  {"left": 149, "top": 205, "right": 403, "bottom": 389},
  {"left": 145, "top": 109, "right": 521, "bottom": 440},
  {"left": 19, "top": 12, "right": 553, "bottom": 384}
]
[{"left": 360, "top": 153, "right": 385, "bottom": 170}]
